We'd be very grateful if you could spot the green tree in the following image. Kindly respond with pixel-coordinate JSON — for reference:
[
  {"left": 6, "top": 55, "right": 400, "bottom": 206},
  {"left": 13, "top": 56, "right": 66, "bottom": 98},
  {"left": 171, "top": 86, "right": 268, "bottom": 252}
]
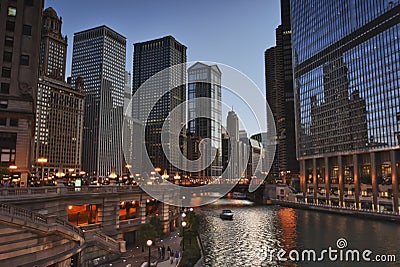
[
  {"left": 138, "top": 223, "right": 158, "bottom": 246},
  {"left": 149, "top": 216, "right": 164, "bottom": 238},
  {"left": 0, "top": 168, "right": 10, "bottom": 180}
]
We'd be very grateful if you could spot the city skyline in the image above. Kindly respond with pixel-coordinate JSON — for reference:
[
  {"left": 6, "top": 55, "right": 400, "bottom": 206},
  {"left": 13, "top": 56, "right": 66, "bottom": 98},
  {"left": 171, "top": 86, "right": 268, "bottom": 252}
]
[{"left": 44, "top": 0, "right": 280, "bottom": 93}]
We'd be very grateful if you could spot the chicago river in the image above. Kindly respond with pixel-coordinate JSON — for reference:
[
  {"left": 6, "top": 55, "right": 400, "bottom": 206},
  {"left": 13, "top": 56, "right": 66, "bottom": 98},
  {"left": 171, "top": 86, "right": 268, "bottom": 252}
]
[{"left": 199, "top": 199, "right": 400, "bottom": 266}]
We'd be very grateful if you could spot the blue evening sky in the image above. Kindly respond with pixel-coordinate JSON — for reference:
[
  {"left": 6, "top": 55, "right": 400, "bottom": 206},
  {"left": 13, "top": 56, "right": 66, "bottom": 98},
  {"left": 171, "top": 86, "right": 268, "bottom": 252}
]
[
  {"left": 45, "top": 0, "right": 281, "bottom": 135},
  {"left": 45, "top": 0, "right": 281, "bottom": 92}
]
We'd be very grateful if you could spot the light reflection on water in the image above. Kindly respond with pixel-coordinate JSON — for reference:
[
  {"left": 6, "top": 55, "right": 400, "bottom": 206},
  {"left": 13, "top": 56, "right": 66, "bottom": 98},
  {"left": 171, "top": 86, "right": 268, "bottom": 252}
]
[{"left": 199, "top": 200, "right": 400, "bottom": 267}]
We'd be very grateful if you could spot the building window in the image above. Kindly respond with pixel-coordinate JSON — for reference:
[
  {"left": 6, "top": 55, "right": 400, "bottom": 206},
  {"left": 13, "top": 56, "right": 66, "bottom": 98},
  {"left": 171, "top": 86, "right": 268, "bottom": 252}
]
[
  {"left": 6, "top": 21, "right": 15, "bottom": 32},
  {"left": 9, "top": 119, "right": 18, "bottom": 127},
  {"left": 0, "top": 83, "right": 10, "bottom": 94},
  {"left": 20, "top": 55, "right": 29, "bottom": 66},
  {"left": 7, "top": 7, "right": 17, "bottom": 17},
  {"left": 23, "top": 24, "right": 32, "bottom": 36},
  {"left": 3, "top": 51, "right": 12, "bottom": 62},
  {"left": 0, "top": 100, "right": 8, "bottom": 109},
  {"left": 2, "top": 68, "right": 11, "bottom": 78},
  {"left": 0, "top": 118, "right": 6, "bottom": 126},
  {"left": 4, "top": 36, "right": 13, "bottom": 47},
  {"left": 1, "top": 148, "right": 16, "bottom": 163},
  {"left": 24, "top": 0, "right": 34, "bottom": 6}
]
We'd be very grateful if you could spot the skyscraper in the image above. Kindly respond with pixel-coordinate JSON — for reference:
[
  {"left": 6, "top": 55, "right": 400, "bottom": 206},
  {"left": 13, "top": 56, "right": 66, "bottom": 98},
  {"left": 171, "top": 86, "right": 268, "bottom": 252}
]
[
  {"left": 132, "top": 36, "right": 186, "bottom": 176},
  {"left": 265, "top": 0, "right": 299, "bottom": 181},
  {"left": 187, "top": 62, "right": 222, "bottom": 179},
  {"left": 291, "top": 0, "right": 400, "bottom": 211},
  {"left": 34, "top": 7, "right": 84, "bottom": 180},
  {"left": 71, "top": 26, "right": 126, "bottom": 178},
  {"left": 0, "top": 0, "right": 43, "bottom": 187}
]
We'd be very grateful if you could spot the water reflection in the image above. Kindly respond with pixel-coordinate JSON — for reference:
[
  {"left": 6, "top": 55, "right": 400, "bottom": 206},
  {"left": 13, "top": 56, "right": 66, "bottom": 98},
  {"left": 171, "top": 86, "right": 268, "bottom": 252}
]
[{"left": 199, "top": 200, "right": 400, "bottom": 266}]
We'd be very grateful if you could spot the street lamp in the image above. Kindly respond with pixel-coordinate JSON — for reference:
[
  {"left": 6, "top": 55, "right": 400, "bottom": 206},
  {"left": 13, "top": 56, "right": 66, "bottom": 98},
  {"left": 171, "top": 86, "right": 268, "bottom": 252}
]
[
  {"left": 182, "top": 212, "right": 186, "bottom": 218},
  {"left": 146, "top": 239, "right": 153, "bottom": 267},
  {"left": 181, "top": 221, "right": 187, "bottom": 251},
  {"left": 37, "top": 157, "right": 47, "bottom": 182}
]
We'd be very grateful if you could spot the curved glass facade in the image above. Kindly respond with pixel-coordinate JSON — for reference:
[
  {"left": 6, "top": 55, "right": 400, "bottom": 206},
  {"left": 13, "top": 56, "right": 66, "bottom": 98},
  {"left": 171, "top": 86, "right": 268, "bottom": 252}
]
[{"left": 292, "top": 0, "right": 400, "bottom": 158}]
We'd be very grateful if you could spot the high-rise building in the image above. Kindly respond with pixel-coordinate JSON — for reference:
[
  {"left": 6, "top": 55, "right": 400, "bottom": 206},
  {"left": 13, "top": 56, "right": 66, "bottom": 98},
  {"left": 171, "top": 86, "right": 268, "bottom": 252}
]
[
  {"left": 0, "top": 0, "right": 44, "bottom": 187},
  {"left": 71, "top": 26, "right": 126, "bottom": 178},
  {"left": 291, "top": 0, "right": 400, "bottom": 212},
  {"left": 123, "top": 71, "right": 132, "bottom": 116},
  {"left": 223, "top": 110, "right": 248, "bottom": 179},
  {"left": 187, "top": 62, "right": 222, "bottom": 179},
  {"left": 34, "top": 7, "right": 84, "bottom": 180},
  {"left": 132, "top": 36, "right": 186, "bottom": 176},
  {"left": 265, "top": 0, "right": 299, "bottom": 181}
]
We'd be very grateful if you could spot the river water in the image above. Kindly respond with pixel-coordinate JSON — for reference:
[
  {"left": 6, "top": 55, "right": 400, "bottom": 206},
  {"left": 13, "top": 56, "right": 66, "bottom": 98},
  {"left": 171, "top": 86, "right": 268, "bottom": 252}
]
[{"left": 198, "top": 199, "right": 400, "bottom": 267}]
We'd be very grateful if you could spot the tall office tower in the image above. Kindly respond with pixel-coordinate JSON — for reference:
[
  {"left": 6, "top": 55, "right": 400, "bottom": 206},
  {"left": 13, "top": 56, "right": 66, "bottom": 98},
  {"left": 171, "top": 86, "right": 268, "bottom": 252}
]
[
  {"left": 123, "top": 71, "right": 132, "bottom": 116},
  {"left": 34, "top": 7, "right": 84, "bottom": 180},
  {"left": 265, "top": 0, "right": 299, "bottom": 181},
  {"left": 223, "top": 110, "right": 247, "bottom": 179},
  {"left": 291, "top": 0, "right": 400, "bottom": 212},
  {"left": 71, "top": 26, "right": 126, "bottom": 178},
  {"left": 187, "top": 62, "right": 222, "bottom": 179},
  {"left": 132, "top": 36, "right": 187, "bottom": 176},
  {"left": 0, "top": 0, "right": 43, "bottom": 187},
  {"left": 251, "top": 132, "right": 268, "bottom": 172}
]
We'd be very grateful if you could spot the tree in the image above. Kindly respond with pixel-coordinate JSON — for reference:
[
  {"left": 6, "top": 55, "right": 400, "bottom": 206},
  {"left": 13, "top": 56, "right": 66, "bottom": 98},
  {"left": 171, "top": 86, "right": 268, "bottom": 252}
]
[
  {"left": 0, "top": 168, "right": 10, "bottom": 180},
  {"left": 149, "top": 216, "right": 164, "bottom": 238},
  {"left": 138, "top": 223, "right": 158, "bottom": 247}
]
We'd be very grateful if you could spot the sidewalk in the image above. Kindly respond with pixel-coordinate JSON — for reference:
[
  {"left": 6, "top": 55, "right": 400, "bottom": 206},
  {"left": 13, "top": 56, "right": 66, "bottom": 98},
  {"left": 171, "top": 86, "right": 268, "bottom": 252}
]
[{"left": 108, "top": 229, "right": 182, "bottom": 267}]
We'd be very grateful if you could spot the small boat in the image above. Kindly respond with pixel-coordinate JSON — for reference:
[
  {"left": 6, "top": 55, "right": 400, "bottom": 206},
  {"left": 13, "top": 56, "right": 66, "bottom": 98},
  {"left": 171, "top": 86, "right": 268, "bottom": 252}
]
[
  {"left": 233, "top": 192, "right": 247, "bottom": 199},
  {"left": 220, "top": 209, "right": 233, "bottom": 220}
]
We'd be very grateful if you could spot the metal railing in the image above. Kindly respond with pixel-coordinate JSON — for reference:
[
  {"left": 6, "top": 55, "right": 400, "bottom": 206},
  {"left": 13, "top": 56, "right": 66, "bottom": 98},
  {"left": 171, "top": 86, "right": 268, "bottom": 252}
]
[{"left": 0, "top": 185, "right": 143, "bottom": 198}]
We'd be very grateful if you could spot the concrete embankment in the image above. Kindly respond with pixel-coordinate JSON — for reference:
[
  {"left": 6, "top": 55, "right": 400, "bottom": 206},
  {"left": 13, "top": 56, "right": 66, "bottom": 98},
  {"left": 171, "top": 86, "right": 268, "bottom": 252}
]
[{"left": 273, "top": 200, "right": 400, "bottom": 223}]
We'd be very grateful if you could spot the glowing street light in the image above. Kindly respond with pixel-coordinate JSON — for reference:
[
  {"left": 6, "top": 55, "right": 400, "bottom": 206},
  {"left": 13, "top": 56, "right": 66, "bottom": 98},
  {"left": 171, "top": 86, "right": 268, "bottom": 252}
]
[
  {"left": 182, "top": 221, "right": 187, "bottom": 251},
  {"left": 146, "top": 239, "right": 153, "bottom": 267},
  {"left": 37, "top": 157, "right": 47, "bottom": 181},
  {"left": 162, "top": 170, "right": 169, "bottom": 180}
]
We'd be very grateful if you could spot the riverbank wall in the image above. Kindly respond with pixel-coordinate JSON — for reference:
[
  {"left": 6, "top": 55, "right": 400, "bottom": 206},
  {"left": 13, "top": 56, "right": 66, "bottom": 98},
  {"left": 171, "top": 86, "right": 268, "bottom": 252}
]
[{"left": 274, "top": 199, "right": 400, "bottom": 223}]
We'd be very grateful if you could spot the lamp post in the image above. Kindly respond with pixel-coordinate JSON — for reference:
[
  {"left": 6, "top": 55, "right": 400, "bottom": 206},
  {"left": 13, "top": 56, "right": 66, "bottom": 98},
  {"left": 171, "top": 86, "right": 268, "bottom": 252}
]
[
  {"left": 37, "top": 157, "right": 47, "bottom": 182},
  {"left": 181, "top": 221, "right": 187, "bottom": 251},
  {"left": 146, "top": 239, "right": 153, "bottom": 267}
]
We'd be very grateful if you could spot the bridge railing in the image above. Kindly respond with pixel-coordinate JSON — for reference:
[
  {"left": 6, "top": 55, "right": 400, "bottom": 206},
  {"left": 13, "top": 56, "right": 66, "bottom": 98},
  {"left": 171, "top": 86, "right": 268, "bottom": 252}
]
[{"left": 0, "top": 185, "right": 144, "bottom": 198}]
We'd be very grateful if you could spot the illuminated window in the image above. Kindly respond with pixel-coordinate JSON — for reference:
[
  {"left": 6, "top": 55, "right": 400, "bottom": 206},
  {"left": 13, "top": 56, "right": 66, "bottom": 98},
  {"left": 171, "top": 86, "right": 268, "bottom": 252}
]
[{"left": 7, "top": 7, "right": 17, "bottom": 17}]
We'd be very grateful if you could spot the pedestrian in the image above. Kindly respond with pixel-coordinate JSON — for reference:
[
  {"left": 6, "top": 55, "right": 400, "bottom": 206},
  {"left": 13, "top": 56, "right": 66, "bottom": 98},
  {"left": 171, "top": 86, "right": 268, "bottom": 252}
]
[
  {"left": 158, "top": 246, "right": 162, "bottom": 258},
  {"left": 167, "top": 246, "right": 171, "bottom": 254},
  {"left": 169, "top": 250, "right": 174, "bottom": 264},
  {"left": 162, "top": 245, "right": 165, "bottom": 259},
  {"left": 174, "top": 251, "right": 180, "bottom": 264}
]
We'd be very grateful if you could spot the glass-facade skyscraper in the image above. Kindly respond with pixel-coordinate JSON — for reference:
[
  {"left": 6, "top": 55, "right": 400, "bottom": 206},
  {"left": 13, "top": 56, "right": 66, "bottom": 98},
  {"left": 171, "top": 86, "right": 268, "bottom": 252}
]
[
  {"left": 292, "top": 0, "right": 400, "bottom": 212},
  {"left": 132, "top": 36, "right": 186, "bottom": 176},
  {"left": 187, "top": 62, "right": 222, "bottom": 179},
  {"left": 265, "top": 0, "right": 299, "bottom": 181},
  {"left": 71, "top": 26, "right": 126, "bottom": 178}
]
